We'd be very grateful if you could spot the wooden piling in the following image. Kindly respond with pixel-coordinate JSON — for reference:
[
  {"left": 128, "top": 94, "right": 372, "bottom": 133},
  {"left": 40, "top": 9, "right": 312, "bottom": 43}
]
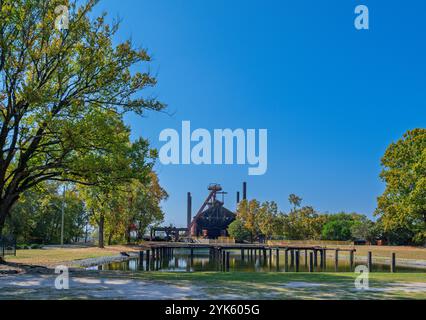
[
  {"left": 222, "top": 250, "right": 226, "bottom": 271},
  {"left": 295, "top": 250, "right": 300, "bottom": 272},
  {"left": 314, "top": 250, "right": 318, "bottom": 269},
  {"left": 309, "top": 252, "right": 314, "bottom": 272},
  {"left": 323, "top": 249, "right": 327, "bottom": 270},
  {"left": 226, "top": 252, "right": 230, "bottom": 271},
  {"left": 334, "top": 249, "right": 339, "bottom": 272},
  {"left": 276, "top": 248, "right": 280, "bottom": 271},
  {"left": 304, "top": 249, "right": 308, "bottom": 268},
  {"left": 349, "top": 250, "right": 354, "bottom": 271},
  {"left": 263, "top": 249, "right": 267, "bottom": 262},
  {"left": 241, "top": 249, "right": 244, "bottom": 261},
  {"left": 290, "top": 249, "right": 294, "bottom": 268},
  {"left": 367, "top": 251, "right": 372, "bottom": 272},
  {"left": 391, "top": 253, "right": 396, "bottom": 273},
  {"left": 146, "top": 250, "right": 150, "bottom": 271},
  {"left": 284, "top": 249, "right": 289, "bottom": 272},
  {"left": 269, "top": 248, "right": 272, "bottom": 267},
  {"left": 319, "top": 249, "right": 324, "bottom": 270}
]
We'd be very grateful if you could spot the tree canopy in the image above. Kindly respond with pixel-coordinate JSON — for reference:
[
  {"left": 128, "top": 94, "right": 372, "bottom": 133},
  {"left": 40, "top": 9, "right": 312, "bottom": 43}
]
[
  {"left": 375, "top": 129, "right": 426, "bottom": 245},
  {"left": 0, "top": 0, "right": 165, "bottom": 235}
]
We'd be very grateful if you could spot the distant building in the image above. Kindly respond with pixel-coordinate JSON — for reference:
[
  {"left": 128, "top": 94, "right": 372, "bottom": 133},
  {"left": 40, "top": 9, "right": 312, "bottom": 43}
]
[{"left": 190, "top": 200, "right": 235, "bottom": 238}]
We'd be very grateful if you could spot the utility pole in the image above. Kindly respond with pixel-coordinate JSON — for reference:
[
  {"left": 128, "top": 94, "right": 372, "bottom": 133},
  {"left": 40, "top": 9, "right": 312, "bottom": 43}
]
[{"left": 61, "top": 184, "right": 66, "bottom": 247}]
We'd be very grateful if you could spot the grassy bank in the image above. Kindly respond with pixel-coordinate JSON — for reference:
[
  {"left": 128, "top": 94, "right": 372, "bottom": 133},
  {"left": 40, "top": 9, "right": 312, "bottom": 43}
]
[
  {"left": 5, "top": 245, "right": 139, "bottom": 266},
  {"left": 333, "top": 245, "right": 426, "bottom": 260}
]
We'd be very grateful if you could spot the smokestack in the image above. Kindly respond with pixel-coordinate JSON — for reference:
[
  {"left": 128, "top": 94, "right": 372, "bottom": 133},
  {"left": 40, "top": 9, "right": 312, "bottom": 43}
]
[
  {"left": 236, "top": 191, "right": 240, "bottom": 204},
  {"left": 242, "top": 182, "right": 247, "bottom": 200},
  {"left": 187, "top": 192, "right": 192, "bottom": 229}
]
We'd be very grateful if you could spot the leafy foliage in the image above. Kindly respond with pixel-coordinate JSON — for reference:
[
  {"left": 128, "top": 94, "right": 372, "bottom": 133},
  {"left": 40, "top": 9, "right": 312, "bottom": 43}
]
[
  {"left": 4, "top": 182, "right": 89, "bottom": 244},
  {"left": 227, "top": 219, "right": 251, "bottom": 243},
  {"left": 0, "top": 0, "right": 165, "bottom": 233},
  {"left": 375, "top": 129, "right": 426, "bottom": 245},
  {"left": 231, "top": 195, "right": 381, "bottom": 243}
]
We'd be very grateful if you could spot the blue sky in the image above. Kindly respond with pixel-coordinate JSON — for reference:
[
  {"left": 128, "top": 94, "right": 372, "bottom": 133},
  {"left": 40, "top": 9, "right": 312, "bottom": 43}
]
[{"left": 92, "top": 0, "right": 426, "bottom": 226}]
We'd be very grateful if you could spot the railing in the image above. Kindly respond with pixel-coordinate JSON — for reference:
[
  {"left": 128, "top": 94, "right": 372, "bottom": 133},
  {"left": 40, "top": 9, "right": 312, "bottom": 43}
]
[
  {"left": 267, "top": 240, "right": 354, "bottom": 246},
  {"left": 192, "top": 237, "right": 236, "bottom": 244},
  {"left": 0, "top": 236, "right": 16, "bottom": 257}
]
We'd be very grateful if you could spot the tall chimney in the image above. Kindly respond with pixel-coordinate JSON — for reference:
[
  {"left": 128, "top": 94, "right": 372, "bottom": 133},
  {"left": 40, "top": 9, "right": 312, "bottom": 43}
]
[
  {"left": 236, "top": 191, "right": 240, "bottom": 204},
  {"left": 187, "top": 192, "right": 192, "bottom": 229},
  {"left": 242, "top": 182, "right": 247, "bottom": 200}
]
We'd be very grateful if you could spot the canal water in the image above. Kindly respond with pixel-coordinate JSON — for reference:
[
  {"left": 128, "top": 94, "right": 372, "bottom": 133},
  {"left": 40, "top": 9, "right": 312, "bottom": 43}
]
[{"left": 93, "top": 248, "right": 424, "bottom": 273}]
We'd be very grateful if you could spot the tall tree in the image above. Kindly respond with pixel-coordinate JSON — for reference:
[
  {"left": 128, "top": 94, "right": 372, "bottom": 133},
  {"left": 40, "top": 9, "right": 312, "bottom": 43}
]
[
  {"left": 236, "top": 199, "right": 260, "bottom": 242},
  {"left": 257, "top": 201, "right": 279, "bottom": 240},
  {"left": 5, "top": 181, "right": 89, "bottom": 244},
  {"left": 284, "top": 206, "right": 324, "bottom": 240},
  {"left": 375, "top": 129, "right": 426, "bottom": 244},
  {"left": 288, "top": 194, "right": 302, "bottom": 211},
  {"left": 0, "top": 0, "right": 164, "bottom": 236}
]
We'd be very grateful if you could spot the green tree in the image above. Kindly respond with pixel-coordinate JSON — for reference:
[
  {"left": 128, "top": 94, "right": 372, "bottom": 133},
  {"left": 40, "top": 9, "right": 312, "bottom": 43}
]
[
  {"left": 288, "top": 194, "right": 302, "bottom": 211},
  {"left": 5, "top": 182, "right": 89, "bottom": 244},
  {"left": 284, "top": 206, "right": 324, "bottom": 240},
  {"left": 80, "top": 171, "right": 166, "bottom": 248},
  {"left": 375, "top": 129, "right": 426, "bottom": 245},
  {"left": 321, "top": 212, "right": 365, "bottom": 241},
  {"left": 257, "top": 201, "right": 279, "bottom": 240},
  {"left": 351, "top": 215, "right": 379, "bottom": 243},
  {"left": 0, "top": 0, "right": 165, "bottom": 236},
  {"left": 236, "top": 199, "right": 260, "bottom": 242},
  {"left": 227, "top": 220, "right": 251, "bottom": 243}
]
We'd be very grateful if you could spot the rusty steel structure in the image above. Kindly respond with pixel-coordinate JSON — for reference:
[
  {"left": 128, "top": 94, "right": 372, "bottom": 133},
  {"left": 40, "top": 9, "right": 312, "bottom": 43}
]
[
  {"left": 151, "top": 182, "right": 247, "bottom": 241},
  {"left": 189, "top": 183, "right": 236, "bottom": 239}
]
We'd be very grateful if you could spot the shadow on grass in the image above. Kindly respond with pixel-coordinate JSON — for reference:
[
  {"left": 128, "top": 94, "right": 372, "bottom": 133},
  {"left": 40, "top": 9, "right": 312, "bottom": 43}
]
[{"left": 82, "top": 271, "right": 426, "bottom": 300}]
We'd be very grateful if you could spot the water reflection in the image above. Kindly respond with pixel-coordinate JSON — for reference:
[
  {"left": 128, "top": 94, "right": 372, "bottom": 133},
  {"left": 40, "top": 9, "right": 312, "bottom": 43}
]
[{"left": 94, "top": 248, "right": 424, "bottom": 273}]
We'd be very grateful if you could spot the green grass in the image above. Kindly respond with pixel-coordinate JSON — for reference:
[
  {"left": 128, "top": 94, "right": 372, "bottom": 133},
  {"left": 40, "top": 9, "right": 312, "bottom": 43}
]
[
  {"left": 6, "top": 245, "right": 135, "bottom": 266},
  {"left": 83, "top": 271, "right": 426, "bottom": 300},
  {"left": 105, "top": 270, "right": 425, "bottom": 283}
]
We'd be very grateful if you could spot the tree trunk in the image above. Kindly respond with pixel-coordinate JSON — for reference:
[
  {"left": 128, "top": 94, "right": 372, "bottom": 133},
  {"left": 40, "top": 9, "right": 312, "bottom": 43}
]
[
  {"left": 0, "top": 195, "right": 18, "bottom": 238},
  {"left": 0, "top": 219, "right": 4, "bottom": 239},
  {"left": 84, "top": 225, "right": 88, "bottom": 243},
  {"left": 98, "top": 214, "right": 105, "bottom": 248},
  {"left": 126, "top": 225, "right": 131, "bottom": 244},
  {"left": 107, "top": 232, "right": 113, "bottom": 246}
]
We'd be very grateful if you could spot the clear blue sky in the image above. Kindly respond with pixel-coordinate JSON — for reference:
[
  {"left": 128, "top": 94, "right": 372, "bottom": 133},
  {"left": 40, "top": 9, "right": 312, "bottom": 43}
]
[{"left": 92, "top": 0, "right": 426, "bottom": 226}]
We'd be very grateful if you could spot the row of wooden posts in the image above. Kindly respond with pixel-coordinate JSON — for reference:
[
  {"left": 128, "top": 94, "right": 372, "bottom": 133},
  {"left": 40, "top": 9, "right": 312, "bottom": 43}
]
[
  {"left": 138, "top": 246, "right": 177, "bottom": 271},
  {"left": 209, "top": 247, "right": 355, "bottom": 272},
  {"left": 138, "top": 246, "right": 398, "bottom": 273}
]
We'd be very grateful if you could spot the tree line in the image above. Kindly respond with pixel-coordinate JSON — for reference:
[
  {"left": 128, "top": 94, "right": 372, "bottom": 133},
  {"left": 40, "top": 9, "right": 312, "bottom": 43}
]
[
  {"left": 228, "top": 196, "right": 382, "bottom": 244},
  {"left": 0, "top": 0, "right": 168, "bottom": 250},
  {"left": 229, "top": 129, "right": 425, "bottom": 246}
]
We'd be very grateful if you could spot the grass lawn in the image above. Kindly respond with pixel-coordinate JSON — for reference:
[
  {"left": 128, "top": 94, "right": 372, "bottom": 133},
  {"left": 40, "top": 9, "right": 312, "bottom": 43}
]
[
  {"left": 1, "top": 269, "right": 424, "bottom": 300},
  {"left": 5, "top": 245, "right": 138, "bottom": 266},
  {"left": 109, "top": 271, "right": 426, "bottom": 299}
]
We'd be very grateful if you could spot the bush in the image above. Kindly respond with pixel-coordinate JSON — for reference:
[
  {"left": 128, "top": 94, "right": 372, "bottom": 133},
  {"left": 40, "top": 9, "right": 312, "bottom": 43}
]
[{"left": 228, "top": 220, "right": 251, "bottom": 243}]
